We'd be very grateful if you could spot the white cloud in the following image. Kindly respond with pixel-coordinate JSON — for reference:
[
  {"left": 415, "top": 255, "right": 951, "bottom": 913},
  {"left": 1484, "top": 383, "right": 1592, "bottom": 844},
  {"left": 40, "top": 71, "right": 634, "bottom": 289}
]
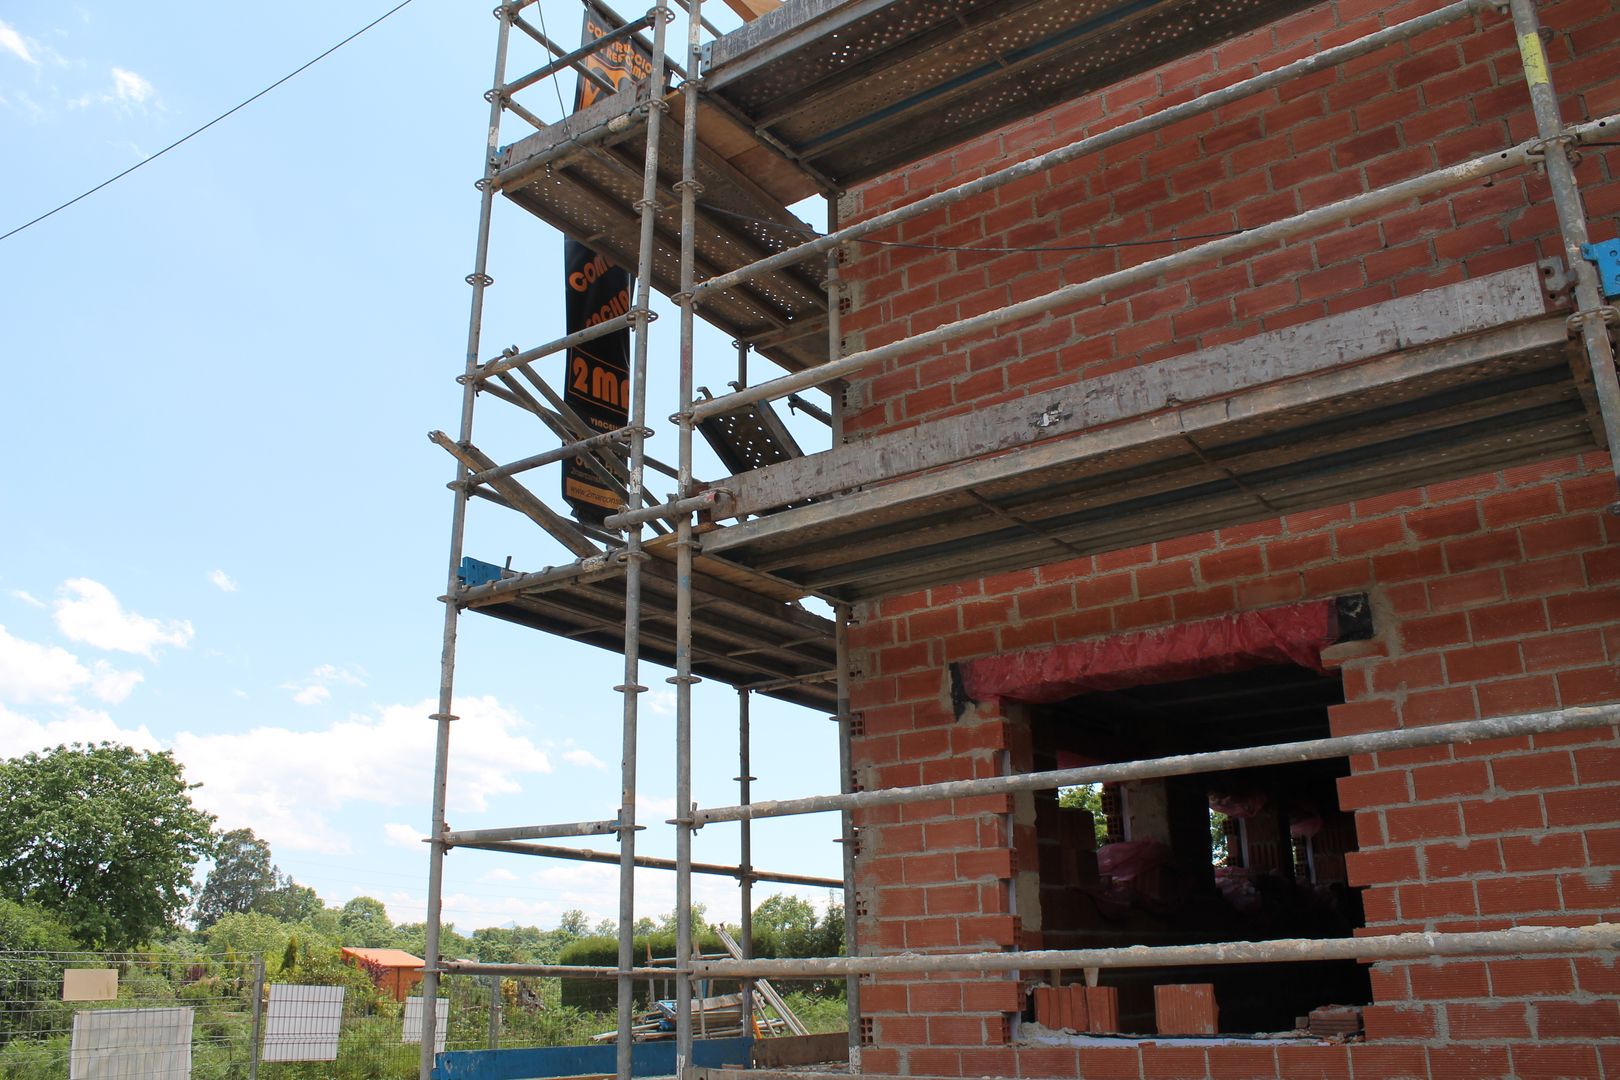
[
  {"left": 283, "top": 663, "right": 365, "bottom": 705},
  {"left": 0, "top": 702, "right": 161, "bottom": 754},
  {"left": 563, "top": 748, "right": 606, "bottom": 769},
  {"left": 68, "top": 67, "right": 160, "bottom": 111},
  {"left": 384, "top": 823, "right": 427, "bottom": 849},
  {"left": 0, "top": 625, "right": 90, "bottom": 704},
  {"left": 636, "top": 793, "right": 677, "bottom": 819},
  {"left": 647, "top": 689, "right": 675, "bottom": 716},
  {"left": 53, "top": 579, "right": 193, "bottom": 657},
  {"left": 290, "top": 684, "right": 330, "bottom": 706},
  {"left": 88, "top": 660, "right": 142, "bottom": 704},
  {"left": 173, "top": 695, "right": 552, "bottom": 855},
  {"left": 111, "top": 67, "right": 153, "bottom": 104},
  {"left": 208, "top": 569, "right": 238, "bottom": 593},
  {"left": 0, "top": 19, "right": 36, "bottom": 65},
  {"left": 480, "top": 868, "right": 518, "bottom": 883},
  {"left": 9, "top": 590, "right": 46, "bottom": 609},
  {"left": 312, "top": 664, "right": 366, "bottom": 687}
]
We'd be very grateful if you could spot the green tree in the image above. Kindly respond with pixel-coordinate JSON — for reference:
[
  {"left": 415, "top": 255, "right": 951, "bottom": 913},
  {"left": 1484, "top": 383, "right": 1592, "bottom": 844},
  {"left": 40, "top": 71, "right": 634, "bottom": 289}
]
[
  {"left": 194, "top": 828, "right": 278, "bottom": 929},
  {"left": 753, "top": 894, "right": 817, "bottom": 952},
  {"left": 0, "top": 743, "right": 216, "bottom": 948},
  {"left": 1057, "top": 783, "right": 1111, "bottom": 845},
  {"left": 394, "top": 921, "right": 469, "bottom": 960},
  {"left": 338, "top": 896, "right": 396, "bottom": 947},
  {"left": 205, "top": 910, "right": 294, "bottom": 966},
  {"left": 0, "top": 897, "right": 76, "bottom": 952},
  {"left": 255, "top": 876, "right": 326, "bottom": 923}
]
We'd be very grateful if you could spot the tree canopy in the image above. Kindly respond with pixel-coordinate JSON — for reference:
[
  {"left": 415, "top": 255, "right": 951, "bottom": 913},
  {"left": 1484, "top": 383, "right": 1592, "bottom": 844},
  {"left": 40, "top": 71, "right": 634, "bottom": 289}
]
[
  {"left": 0, "top": 743, "right": 216, "bottom": 948},
  {"left": 338, "top": 896, "right": 396, "bottom": 947},
  {"left": 194, "top": 828, "right": 278, "bottom": 929}
]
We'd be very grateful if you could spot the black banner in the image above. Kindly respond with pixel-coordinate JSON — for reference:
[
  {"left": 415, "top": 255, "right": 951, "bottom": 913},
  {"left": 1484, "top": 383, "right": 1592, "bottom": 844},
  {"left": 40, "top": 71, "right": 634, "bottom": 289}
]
[{"left": 562, "top": 5, "right": 654, "bottom": 522}]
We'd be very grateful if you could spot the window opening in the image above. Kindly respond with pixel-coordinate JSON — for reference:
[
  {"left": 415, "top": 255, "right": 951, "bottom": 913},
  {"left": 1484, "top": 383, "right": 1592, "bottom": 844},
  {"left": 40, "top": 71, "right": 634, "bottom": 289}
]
[{"left": 1029, "top": 663, "right": 1369, "bottom": 1035}]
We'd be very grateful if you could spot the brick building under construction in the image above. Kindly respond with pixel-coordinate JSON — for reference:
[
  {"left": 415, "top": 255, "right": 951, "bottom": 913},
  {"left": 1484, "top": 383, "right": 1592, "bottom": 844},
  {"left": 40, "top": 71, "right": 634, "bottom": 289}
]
[{"left": 418, "top": 0, "right": 1620, "bottom": 1077}]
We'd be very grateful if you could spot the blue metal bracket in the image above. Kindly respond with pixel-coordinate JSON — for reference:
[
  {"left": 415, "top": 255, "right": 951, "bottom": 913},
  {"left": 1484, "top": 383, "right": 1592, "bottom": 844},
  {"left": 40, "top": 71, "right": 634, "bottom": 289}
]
[
  {"left": 1581, "top": 238, "right": 1620, "bottom": 299},
  {"left": 457, "top": 557, "right": 506, "bottom": 589}
]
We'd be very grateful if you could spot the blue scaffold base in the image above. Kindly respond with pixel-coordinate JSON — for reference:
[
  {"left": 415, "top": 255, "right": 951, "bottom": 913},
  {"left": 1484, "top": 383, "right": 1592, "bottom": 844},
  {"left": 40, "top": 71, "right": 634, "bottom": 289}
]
[{"left": 433, "top": 1037, "right": 753, "bottom": 1080}]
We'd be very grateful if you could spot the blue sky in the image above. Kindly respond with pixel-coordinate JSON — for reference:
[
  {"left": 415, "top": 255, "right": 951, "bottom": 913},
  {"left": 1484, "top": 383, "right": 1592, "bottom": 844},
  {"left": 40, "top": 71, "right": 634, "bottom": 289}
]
[{"left": 0, "top": 0, "right": 844, "bottom": 934}]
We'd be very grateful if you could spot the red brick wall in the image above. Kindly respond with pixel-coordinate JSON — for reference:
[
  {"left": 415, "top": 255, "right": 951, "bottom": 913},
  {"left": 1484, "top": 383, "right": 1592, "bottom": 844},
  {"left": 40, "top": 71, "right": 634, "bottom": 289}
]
[
  {"left": 837, "top": 2, "right": 1620, "bottom": 1074},
  {"left": 849, "top": 454, "right": 1620, "bottom": 1078},
  {"left": 835, "top": 0, "right": 1620, "bottom": 440}
]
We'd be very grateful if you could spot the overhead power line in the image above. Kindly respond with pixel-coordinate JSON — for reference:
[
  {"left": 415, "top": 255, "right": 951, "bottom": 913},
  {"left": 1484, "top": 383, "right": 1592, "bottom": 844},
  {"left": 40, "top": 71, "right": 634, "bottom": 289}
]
[{"left": 0, "top": 0, "right": 420, "bottom": 245}]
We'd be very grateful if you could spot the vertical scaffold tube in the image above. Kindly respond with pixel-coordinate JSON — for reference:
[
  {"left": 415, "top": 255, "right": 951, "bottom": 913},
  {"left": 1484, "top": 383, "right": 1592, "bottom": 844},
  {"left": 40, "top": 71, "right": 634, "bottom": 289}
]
[
  {"left": 836, "top": 607, "right": 862, "bottom": 1071},
  {"left": 617, "top": 3, "right": 672, "bottom": 1079},
  {"left": 421, "top": 8, "right": 513, "bottom": 1080},
  {"left": 674, "top": 0, "right": 703, "bottom": 1076},
  {"left": 737, "top": 689, "right": 756, "bottom": 1034},
  {"left": 1508, "top": 0, "right": 1620, "bottom": 494}
]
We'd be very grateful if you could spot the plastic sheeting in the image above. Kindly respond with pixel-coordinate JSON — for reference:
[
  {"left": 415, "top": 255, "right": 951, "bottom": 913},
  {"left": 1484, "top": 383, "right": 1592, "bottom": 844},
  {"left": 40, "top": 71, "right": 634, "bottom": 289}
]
[{"left": 958, "top": 600, "right": 1340, "bottom": 705}]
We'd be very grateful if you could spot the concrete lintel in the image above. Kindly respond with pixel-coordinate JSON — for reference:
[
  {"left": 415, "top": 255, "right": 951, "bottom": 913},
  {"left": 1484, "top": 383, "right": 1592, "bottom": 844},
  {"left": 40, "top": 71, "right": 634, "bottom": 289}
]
[{"left": 719, "top": 265, "right": 1549, "bottom": 521}]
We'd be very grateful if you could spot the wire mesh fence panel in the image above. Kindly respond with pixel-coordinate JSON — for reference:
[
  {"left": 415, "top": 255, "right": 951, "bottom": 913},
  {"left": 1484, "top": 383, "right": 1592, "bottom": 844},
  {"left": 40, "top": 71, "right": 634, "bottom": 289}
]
[
  {"left": 0, "top": 954, "right": 623, "bottom": 1079},
  {"left": 0, "top": 951, "right": 258, "bottom": 1080}
]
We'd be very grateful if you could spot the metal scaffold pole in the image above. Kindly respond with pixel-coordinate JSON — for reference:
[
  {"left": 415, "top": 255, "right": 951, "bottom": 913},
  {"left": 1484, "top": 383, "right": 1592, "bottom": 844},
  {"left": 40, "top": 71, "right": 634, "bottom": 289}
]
[
  {"left": 1507, "top": 0, "right": 1620, "bottom": 498},
  {"left": 736, "top": 688, "right": 756, "bottom": 1034},
  {"left": 421, "top": 6, "right": 514, "bottom": 1079},
  {"left": 673, "top": 0, "right": 703, "bottom": 1073},
  {"left": 616, "top": 0, "right": 674, "bottom": 1077},
  {"left": 834, "top": 606, "right": 862, "bottom": 1071}
]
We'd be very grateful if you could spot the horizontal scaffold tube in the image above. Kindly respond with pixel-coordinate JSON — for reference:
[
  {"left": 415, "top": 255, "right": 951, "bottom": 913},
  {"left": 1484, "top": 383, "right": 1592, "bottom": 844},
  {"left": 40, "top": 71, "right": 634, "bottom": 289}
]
[
  {"left": 449, "top": 837, "right": 844, "bottom": 888},
  {"left": 456, "top": 551, "right": 629, "bottom": 607},
  {"left": 687, "top": 111, "right": 1620, "bottom": 426},
  {"left": 692, "top": 703, "right": 1620, "bottom": 825},
  {"left": 440, "top": 961, "right": 665, "bottom": 981},
  {"left": 504, "top": 13, "right": 654, "bottom": 96},
  {"left": 460, "top": 424, "right": 650, "bottom": 487},
  {"left": 691, "top": 923, "right": 1620, "bottom": 979},
  {"left": 441, "top": 819, "right": 621, "bottom": 844},
  {"left": 467, "top": 314, "right": 636, "bottom": 384},
  {"left": 689, "top": 0, "right": 1493, "bottom": 302},
  {"left": 604, "top": 488, "right": 730, "bottom": 531}
]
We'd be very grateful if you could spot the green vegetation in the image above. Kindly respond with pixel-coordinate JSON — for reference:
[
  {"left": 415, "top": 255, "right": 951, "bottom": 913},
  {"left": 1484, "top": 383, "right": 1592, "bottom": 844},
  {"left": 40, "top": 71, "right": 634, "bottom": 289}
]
[
  {"left": 0, "top": 741, "right": 849, "bottom": 1076},
  {"left": 0, "top": 743, "right": 217, "bottom": 948}
]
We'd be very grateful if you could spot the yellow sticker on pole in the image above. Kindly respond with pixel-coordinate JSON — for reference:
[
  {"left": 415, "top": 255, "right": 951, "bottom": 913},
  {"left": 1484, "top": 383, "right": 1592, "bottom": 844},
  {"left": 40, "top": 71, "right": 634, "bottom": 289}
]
[{"left": 1519, "top": 32, "right": 1550, "bottom": 87}]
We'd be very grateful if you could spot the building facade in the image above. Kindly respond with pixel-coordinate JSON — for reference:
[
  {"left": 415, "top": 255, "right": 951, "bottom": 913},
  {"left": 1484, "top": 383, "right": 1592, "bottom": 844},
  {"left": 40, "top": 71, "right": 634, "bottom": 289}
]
[{"left": 837, "top": 0, "right": 1620, "bottom": 1075}]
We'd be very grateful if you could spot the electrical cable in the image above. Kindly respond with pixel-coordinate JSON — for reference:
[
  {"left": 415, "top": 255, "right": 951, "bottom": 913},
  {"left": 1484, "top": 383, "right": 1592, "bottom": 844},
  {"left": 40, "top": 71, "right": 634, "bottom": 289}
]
[
  {"left": 533, "top": 0, "right": 571, "bottom": 120},
  {"left": 0, "top": 0, "right": 420, "bottom": 245}
]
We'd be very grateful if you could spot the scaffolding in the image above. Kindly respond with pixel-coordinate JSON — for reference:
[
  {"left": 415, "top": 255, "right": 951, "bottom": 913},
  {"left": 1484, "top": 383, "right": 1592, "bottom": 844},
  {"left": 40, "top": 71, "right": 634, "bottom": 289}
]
[{"left": 420, "top": 0, "right": 1620, "bottom": 1077}]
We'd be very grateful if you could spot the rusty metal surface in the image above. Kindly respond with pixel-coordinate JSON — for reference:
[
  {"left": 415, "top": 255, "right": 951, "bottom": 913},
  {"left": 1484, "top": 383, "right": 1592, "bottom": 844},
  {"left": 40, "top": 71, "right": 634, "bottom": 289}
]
[
  {"left": 703, "top": 0, "right": 1324, "bottom": 183},
  {"left": 466, "top": 556, "right": 837, "bottom": 710},
  {"left": 495, "top": 87, "right": 829, "bottom": 374}
]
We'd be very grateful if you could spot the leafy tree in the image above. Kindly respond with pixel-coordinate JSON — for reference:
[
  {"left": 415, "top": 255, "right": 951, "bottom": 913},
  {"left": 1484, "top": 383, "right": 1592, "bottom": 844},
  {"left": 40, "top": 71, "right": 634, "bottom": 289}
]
[
  {"left": 747, "top": 894, "right": 845, "bottom": 970},
  {"left": 194, "top": 828, "right": 278, "bottom": 929},
  {"left": 753, "top": 895, "right": 817, "bottom": 949},
  {"left": 255, "top": 876, "right": 326, "bottom": 923},
  {"left": 655, "top": 903, "right": 707, "bottom": 934},
  {"left": 0, "top": 743, "right": 216, "bottom": 948},
  {"left": 338, "top": 896, "right": 397, "bottom": 947},
  {"left": 557, "top": 909, "right": 591, "bottom": 937},
  {"left": 394, "top": 921, "right": 470, "bottom": 960},
  {"left": 0, "top": 899, "right": 78, "bottom": 1041},
  {"left": 205, "top": 911, "right": 294, "bottom": 967},
  {"left": 0, "top": 897, "right": 76, "bottom": 952},
  {"left": 1057, "top": 783, "right": 1111, "bottom": 845}
]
